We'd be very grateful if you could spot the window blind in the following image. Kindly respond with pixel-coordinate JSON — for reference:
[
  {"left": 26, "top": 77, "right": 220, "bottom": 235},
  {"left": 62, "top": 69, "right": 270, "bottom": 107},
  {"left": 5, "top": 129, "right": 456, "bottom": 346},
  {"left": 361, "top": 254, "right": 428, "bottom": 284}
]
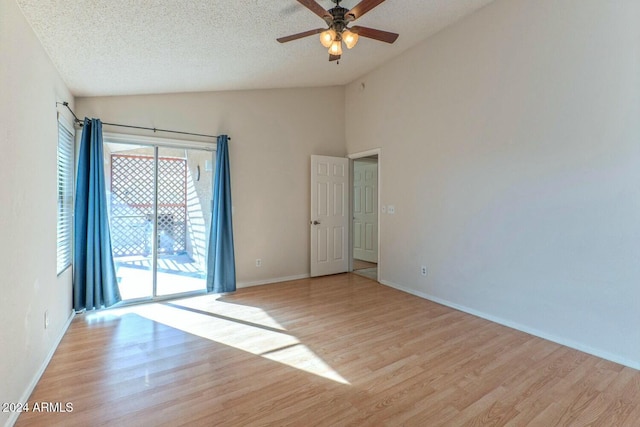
[{"left": 57, "top": 119, "right": 74, "bottom": 274}]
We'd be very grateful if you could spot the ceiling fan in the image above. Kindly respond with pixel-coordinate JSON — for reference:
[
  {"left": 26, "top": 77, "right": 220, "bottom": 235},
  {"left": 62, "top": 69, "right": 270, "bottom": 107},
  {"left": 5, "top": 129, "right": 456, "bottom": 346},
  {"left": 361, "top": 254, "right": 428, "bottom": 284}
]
[{"left": 277, "top": 0, "right": 399, "bottom": 62}]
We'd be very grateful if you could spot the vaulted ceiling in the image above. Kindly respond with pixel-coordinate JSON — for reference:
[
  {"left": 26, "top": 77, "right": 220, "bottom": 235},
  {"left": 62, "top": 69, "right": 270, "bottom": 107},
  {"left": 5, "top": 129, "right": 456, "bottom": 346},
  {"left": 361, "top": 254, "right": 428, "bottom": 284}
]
[{"left": 17, "top": 0, "right": 495, "bottom": 97}]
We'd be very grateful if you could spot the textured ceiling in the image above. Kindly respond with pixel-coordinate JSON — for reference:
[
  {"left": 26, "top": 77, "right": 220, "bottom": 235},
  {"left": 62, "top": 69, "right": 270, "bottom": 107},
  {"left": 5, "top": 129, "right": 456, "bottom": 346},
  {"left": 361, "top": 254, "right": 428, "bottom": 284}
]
[{"left": 16, "top": 0, "right": 495, "bottom": 97}]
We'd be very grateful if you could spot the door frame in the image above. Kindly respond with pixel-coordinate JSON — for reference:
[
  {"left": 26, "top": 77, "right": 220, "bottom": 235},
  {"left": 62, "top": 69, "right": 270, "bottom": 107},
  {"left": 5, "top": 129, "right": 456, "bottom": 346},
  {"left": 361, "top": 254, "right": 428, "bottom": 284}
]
[{"left": 348, "top": 148, "right": 381, "bottom": 281}]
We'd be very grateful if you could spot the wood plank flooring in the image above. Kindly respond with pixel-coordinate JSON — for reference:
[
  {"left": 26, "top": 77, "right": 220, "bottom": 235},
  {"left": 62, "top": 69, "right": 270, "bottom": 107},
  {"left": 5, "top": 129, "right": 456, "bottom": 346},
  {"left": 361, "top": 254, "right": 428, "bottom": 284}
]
[
  {"left": 16, "top": 274, "right": 640, "bottom": 426},
  {"left": 353, "top": 260, "right": 377, "bottom": 270}
]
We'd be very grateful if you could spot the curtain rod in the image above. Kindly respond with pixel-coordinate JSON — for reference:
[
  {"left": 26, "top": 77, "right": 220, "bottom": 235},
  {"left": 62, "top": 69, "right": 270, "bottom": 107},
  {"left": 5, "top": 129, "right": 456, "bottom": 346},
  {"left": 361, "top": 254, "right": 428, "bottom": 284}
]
[{"left": 56, "top": 102, "right": 228, "bottom": 140}]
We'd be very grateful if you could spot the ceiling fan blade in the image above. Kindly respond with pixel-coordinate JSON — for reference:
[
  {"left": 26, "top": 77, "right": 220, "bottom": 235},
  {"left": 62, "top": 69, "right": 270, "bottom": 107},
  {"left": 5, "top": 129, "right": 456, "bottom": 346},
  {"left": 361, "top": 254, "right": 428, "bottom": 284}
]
[
  {"left": 297, "top": 0, "right": 332, "bottom": 21},
  {"left": 350, "top": 26, "right": 399, "bottom": 44},
  {"left": 329, "top": 54, "right": 341, "bottom": 61},
  {"left": 346, "top": 0, "right": 386, "bottom": 21},
  {"left": 277, "top": 28, "right": 324, "bottom": 43}
]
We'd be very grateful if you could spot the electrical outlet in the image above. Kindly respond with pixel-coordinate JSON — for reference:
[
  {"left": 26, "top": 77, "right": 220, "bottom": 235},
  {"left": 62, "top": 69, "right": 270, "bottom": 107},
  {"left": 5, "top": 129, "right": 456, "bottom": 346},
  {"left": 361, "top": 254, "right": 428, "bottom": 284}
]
[
  {"left": 44, "top": 310, "right": 49, "bottom": 329},
  {"left": 388, "top": 205, "right": 395, "bottom": 214},
  {"left": 256, "top": 259, "right": 262, "bottom": 267},
  {"left": 421, "top": 266, "right": 427, "bottom": 277}
]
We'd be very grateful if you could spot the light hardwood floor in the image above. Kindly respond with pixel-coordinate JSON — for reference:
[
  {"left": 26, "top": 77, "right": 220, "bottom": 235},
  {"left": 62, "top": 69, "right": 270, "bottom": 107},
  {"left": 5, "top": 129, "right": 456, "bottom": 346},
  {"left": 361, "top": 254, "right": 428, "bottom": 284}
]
[
  {"left": 353, "top": 260, "right": 377, "bottom": 270},
  {"left": 17, "top": 274, "right": 640, "bottom": 426}
]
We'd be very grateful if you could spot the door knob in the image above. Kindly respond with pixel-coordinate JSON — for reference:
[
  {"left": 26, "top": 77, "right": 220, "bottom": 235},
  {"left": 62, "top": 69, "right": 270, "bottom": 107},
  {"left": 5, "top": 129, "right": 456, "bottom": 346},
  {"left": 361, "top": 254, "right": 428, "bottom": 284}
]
[{"left": 311, "top": 220, "right": 321, "bottom": 225}]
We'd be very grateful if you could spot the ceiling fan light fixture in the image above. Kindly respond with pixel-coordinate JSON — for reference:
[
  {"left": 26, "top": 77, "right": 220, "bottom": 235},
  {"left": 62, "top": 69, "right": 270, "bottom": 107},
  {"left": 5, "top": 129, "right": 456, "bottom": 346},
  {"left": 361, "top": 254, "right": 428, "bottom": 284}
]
[
  {"left": 328, "top": 39, "right": 343, "bottom": 56},
  {"left": 320, "top": 29, "right": 337, "bottom": 48},
  {"left": 342, "top": 30, "right": 359, "bottom": 49}
]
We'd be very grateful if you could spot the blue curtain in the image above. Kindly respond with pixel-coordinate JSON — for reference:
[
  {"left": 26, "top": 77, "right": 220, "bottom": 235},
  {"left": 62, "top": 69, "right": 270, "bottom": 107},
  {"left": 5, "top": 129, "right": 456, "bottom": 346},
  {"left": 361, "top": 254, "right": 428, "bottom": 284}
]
[
  {"left": 73, "top": 118, "right": 121, "bottom": 310},
  {"left": 207, "top": 135, "right": 236, "bottom": 293}
]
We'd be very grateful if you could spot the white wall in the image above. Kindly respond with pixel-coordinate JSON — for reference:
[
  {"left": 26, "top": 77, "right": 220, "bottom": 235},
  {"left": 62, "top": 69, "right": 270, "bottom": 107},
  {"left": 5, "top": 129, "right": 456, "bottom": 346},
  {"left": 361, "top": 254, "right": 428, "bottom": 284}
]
[
  {"left": 346, "top": 0, "right": 640, "bottom": 368},
  {"left": 0, "top": 0, "right": 74, "bottom": 424},
  {"left": 77, "top": 87, "right": 345, "bottom": 287}
]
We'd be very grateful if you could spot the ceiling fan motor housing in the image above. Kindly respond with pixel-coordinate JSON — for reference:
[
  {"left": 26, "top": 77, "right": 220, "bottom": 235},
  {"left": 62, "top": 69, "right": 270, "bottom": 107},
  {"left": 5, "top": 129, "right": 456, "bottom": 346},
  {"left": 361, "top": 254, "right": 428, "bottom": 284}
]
[{"left": 328, "top": 6, "right": 352, "bottom": 32}]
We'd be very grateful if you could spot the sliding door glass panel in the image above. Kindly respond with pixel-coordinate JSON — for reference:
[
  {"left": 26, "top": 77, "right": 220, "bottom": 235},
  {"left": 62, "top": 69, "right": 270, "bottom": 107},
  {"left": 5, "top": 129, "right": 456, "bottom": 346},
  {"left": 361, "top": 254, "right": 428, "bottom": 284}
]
[
  {"left": 105, "top": 140, "right": 213, "bottom": 302},
  {"left": 155, "top": 147, "right": 212, "bottom": 297},
  {"left": 105, "top": 143, "right": 155, "bottom": 301}
]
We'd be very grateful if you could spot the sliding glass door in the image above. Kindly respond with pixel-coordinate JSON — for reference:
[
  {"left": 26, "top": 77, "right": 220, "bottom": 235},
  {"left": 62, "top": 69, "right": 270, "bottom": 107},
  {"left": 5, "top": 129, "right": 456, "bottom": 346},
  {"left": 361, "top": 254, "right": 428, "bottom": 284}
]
[
  {"left": 104, "top": 139, "right": 214, "bottom": 302},
  {"left": 156, "top": 147, "right": 213, "bottom": 297}
]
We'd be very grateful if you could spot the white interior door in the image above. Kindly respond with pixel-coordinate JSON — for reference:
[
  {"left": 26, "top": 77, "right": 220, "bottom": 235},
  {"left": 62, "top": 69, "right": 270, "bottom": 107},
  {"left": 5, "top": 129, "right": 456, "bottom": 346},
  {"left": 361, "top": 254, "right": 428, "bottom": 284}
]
[
  {"left": 353, "top": 159, "right": 378, "bottom": 263},
  {"left": 310, "top": 155, "right": 349, "bottom": 277}
]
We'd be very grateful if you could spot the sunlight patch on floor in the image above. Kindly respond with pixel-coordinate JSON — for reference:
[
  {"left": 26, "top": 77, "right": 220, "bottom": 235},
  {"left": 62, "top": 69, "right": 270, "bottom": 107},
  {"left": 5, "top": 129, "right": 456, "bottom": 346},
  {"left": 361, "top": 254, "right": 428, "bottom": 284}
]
[
  {"left": 90, "top": 300, "right": 349, "bottom": 385},
  {"left": 169, "top": 295, "right": 287, "bottom": 331},
  {"left": 261, "top": 343, "right": 350, "bottom": 385}
]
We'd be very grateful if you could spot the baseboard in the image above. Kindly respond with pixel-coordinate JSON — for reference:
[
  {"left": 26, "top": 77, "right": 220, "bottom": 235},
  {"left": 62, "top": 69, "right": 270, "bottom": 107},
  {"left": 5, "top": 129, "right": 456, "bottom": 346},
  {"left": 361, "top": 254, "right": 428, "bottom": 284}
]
[
  {"left": 237, "top": 274, "right": 310, "bottom": 289},
  {"left": 6, "top": 309, "right": 75, "bottom": 427},
  {"left": 379, "top": 279, "right": 640, "bottom": 371}
]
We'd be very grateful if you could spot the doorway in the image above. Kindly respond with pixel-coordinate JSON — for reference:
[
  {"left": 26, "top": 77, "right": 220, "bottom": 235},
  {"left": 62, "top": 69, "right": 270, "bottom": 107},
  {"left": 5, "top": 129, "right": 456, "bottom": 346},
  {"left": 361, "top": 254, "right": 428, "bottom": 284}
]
[
  {"left": 104, "top": 136, "right": 215, "bottom": 302},
  {"left": 350, "top": 151, "right": 380, "bottom": 281}
]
